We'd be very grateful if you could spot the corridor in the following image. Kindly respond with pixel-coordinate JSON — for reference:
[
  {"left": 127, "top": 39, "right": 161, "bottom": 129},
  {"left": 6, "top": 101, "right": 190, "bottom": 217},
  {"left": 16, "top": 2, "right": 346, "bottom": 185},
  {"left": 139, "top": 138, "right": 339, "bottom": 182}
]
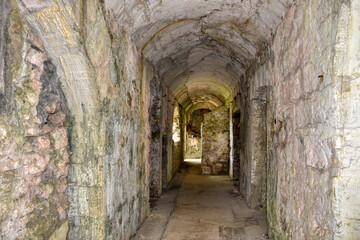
[
  {"left": 134, "top": 160, "right": 267, "bottom": 240},
  {"left": 1, "top": 0, "right": 359, "bottom": 239}
]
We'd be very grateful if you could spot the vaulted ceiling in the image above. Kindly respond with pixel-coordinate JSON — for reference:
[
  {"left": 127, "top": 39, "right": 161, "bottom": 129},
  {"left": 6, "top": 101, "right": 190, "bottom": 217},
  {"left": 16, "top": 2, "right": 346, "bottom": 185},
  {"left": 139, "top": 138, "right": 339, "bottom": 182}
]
[{"left": 105, "top": 0, "right": 291, "bottom": 110}]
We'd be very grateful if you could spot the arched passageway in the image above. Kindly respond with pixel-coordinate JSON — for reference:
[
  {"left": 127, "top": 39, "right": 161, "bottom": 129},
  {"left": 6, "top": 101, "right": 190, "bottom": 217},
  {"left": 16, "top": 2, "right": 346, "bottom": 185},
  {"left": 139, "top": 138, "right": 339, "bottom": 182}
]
[{"left": 0, "top": 0, "right": 359, "bottom": 240}]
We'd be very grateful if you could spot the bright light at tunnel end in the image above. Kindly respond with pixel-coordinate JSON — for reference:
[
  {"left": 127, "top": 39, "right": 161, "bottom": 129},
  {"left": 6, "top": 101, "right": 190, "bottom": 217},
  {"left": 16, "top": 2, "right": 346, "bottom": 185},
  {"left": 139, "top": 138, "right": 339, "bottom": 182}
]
[{"left": 184, "top": 159, "right": 201, "bottom": 164}]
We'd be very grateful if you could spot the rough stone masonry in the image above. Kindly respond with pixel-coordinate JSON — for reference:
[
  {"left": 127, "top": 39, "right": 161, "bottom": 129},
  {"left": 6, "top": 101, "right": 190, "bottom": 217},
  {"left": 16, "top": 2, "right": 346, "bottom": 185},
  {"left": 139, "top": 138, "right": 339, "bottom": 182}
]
[{"left": 0, "top": 0, "right": 359, "bottom": 239}]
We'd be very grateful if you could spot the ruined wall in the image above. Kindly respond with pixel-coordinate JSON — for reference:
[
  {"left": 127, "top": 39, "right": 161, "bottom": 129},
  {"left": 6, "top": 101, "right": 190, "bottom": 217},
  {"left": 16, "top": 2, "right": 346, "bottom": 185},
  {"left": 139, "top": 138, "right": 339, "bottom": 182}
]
[
  {"left": 242, "top": 0, "right": 353, "bottom": 239},
  {"left": 201, "top": 106, "right": 230, "bottom": 175},
  {"left": 0, "top": 1, "right": 151, "bottom": 239},
  {"left": 0, "top": 2, "right": 69, "bottom": 238}
]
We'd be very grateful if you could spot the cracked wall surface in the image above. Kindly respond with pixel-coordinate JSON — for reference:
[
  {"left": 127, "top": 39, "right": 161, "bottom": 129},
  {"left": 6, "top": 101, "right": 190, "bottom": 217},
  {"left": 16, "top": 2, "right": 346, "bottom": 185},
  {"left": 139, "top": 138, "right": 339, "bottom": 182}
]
[
  {"left": 1, "top": 0, "right": 359, "bottom": 239},
  {"left": 241, "top": 0, "right": 360, "bottom": 239},
  {"left": 332, "top": 1, "right": 360, "bottom": 238},
  {"left": 1, "top": 1, "right": 151, "bottom": 239},
  {"left": 0, "top": 2, "right": 69, "bottom": 238}
]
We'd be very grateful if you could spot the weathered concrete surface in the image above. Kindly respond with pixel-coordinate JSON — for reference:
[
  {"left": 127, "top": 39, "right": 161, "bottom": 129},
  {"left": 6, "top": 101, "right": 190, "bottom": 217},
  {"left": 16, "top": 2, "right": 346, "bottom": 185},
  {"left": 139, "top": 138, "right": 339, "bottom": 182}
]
[
  {"left": 23, "top": 2, "right": 106, "bottom": 236},
  {"left": 160, "top": 98, "right": 173, "bottom": 190},
  {"left": 201, "top": 106, "right": 230, "bottom": 175}
]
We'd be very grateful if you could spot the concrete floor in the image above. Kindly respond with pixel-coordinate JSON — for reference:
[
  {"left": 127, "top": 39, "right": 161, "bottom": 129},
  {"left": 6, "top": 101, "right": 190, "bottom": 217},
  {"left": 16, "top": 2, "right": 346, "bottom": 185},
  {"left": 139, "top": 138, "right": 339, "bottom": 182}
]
[{"left": 133, "top": 160, "right": 268, "bottom": 240}]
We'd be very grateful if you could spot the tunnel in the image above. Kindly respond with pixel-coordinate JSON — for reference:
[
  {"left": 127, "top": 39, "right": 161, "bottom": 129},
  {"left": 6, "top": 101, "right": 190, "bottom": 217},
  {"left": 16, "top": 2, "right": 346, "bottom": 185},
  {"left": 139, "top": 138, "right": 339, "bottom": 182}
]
[{"left": 0, "top": 0, "right": 360, "bottom": 239}]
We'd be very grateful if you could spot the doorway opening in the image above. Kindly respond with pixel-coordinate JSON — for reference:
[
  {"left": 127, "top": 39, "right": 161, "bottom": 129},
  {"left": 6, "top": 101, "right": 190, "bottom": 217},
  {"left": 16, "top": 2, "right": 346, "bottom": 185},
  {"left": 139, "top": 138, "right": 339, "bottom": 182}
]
[
  {"left": 184, "top": 109, "right": 210, "bottom": 163},
  {"left": 183, "top": 106, "right": 231, "bottom": 175}
]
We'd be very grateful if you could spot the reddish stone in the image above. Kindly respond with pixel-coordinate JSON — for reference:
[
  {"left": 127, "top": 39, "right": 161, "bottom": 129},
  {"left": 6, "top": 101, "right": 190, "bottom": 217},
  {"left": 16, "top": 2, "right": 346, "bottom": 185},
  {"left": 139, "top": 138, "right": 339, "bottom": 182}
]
[
  {"left": 56, "top": 178, "right": 67, "bottom": 193},
  {"left": 36, "top": 136, "right": 51, "bottom": 153},
  {"left": 30, "top": 68, "right": 42, "bottom": 85},
  {"left": 48, "top": 112, "right": 66, "bottom": 126},
  {"left": 25, "top": 153, "right": 49, "bottom": 174},
  {"left": 0, "top": 156, "right": 20, "bottom": 171},
  {"left": 51, "top": 128, "right": 68, "bottom": 150},
  {"left": 29, "top": 78, "right": 42, "bottom": 95},
  {"left": 215, "top": 163, "right": 223, "bottom": 173},
  {"left": 0, "top": 140, "right": 17, "bottom": 157},
  {"left": 56, "top": 157, "right": 69, "bottom": 178},
  {"left": 41, "top": 124, "right": 52, "bottom": 135},
  {"left": 23, "top": 141, "right": 33, "bottom": 153},
  {"left": 25, "top": 48, "right": 45, "bottom": 68},
  {"left": 25, "top": 125, "right": 40, "bottom": 136},
  {"left": 29, "top": 175, "right": 41, "bottom": 186}
]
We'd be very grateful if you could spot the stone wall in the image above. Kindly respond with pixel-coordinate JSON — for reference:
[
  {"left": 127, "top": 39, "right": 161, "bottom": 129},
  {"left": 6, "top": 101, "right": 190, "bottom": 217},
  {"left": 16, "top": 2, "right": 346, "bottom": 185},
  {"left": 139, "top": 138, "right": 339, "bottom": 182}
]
[
  {"left": 149, "top": 70, "right": 162, "bottom": 198},
  {"left": 160, "top": 101, "right": 184, "bottom": 187},
  {"left": 231, "top": 94, "right": 242, "bottom": 181},
  {"left": 0, "top": 1, "right": 152, "bottom": 239},
  {"left": 0, "top": 0, "right": 11, "bottom": 113},
  {"left": 170, "top": 105, "right": 182, "bottom": 182},
  {"left": 201, "top": 106, "right": 230, "bottom": 175},
  {"left": 241, "top": 0, "right": 359, "bottom": 239},
  {"left": 332, "top": 1, "right": 360, "bottom": 238},
  {"left": 102, "top": 15, "right": 150, "bottom": 240},
  {"left": 237, "top": 77, "right": 250, "bottom": 195},
  {"left": 2, "top": 0, "right": 359, "bottom": 239},
  {"left": 243, "top": 87, "right": 267, "bottom": 209},
  {"left": 0, "top": 2, "right": 69, "bottom": 238},
  {"left": 184, "top": 109, "right": 210, "bottom": 159},
  {"left": 148, "top": 82, "right": 184, "bottom": 197},
  {"left": 161, "top": 92, "right": 171, "bottom": 189},
  {"left": 185, "top": 134, "right": 202, "bottom": 159}
]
